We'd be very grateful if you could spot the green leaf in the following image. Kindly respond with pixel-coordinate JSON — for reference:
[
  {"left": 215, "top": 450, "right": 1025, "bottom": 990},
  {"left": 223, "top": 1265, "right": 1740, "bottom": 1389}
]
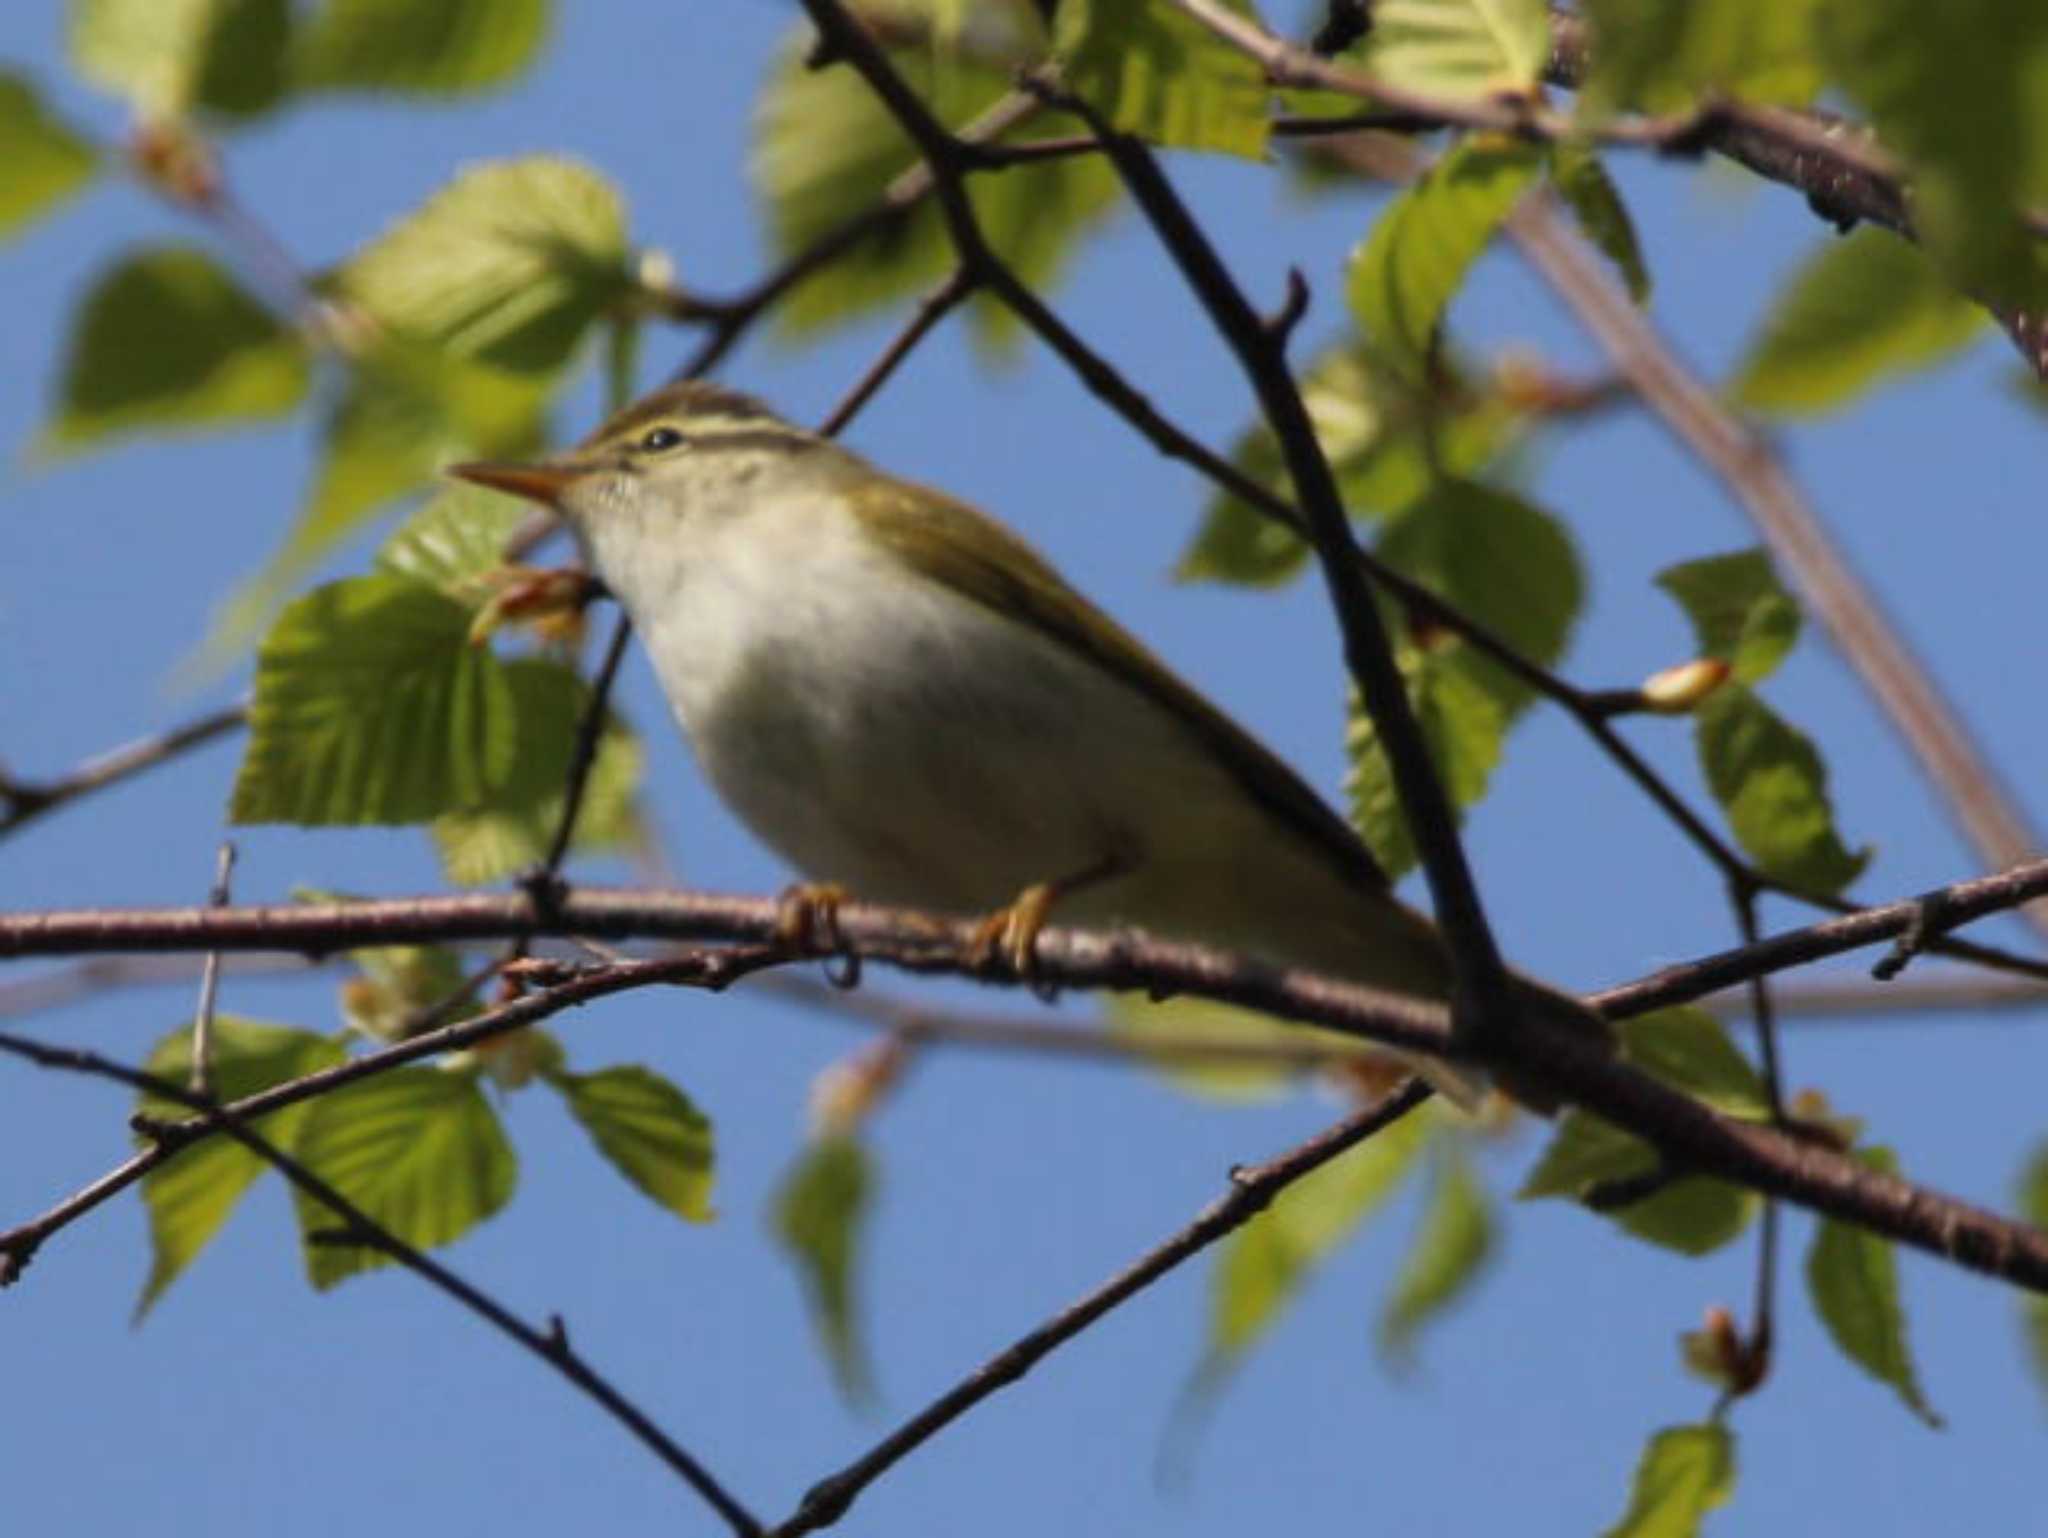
[
  {"left": 1345, "top": 479, "right": 1582, "bottom": 875},
  {"left": 1345, "top": 0, "right": 1550, "bottom": 100},
  {"left": 2020, "top": 1144, "right": 2048, "bottom": 1406},
  {"left": 1580, "top": 0, "right": 1823, "bottom": 115},
  {"left": 774, "top": 1135, "right": 875, "bottom": 1402},
  {"left": 424, "top": 659, "right": 643, "bottom": 886},
  {"left": 1377, "top": 1147, "right": 1494, "bottom": 1366},
  {"left": 70, "top": 0, "right": 292, "bottom": 119},
  {"left": 1731, "top": 228, "right": 1985, "bottom": 416},
  {"left": 1346, "top": 138, "right": 1546, "bottom": 380},
  {"left": 294, "top": 0, "right": 550, "bottom": 96},
  {"left": 1819, "top": 0, "right": 2048, "bottom": 309},
  {"left": 231, "top": 574, "right": 575, "bottom": 825},
  {"left": 1806, "top": 1145, "right": 1942, "bottom": 1425},
  {"left": 1178, "top": 343, "right": 1522, "bottom": 586},
  {"left": 290, "top": 1065, "right": 517, "bottom": 1288},
  {"left": 334, "top": 929, "right": 479, "bottom": 1043},
  {"left": 1519, "top": 1110, "right": 1755, "bottom": 1255},
  {"left": 1211, "top": 1108, "right": 1432, "bottom": 1358},
  {"left": 1602, "top": 1424, "right": 1735, "bottom": 1538},
  {"left": 1550, "top": 145, "right": 1651, "bottom": 303},
  {"left": 551, "top": 1064, "right": 715, "bottom": 1223},
  {"left": 753, "top": 10, "right": 1119, "bottom": 345},
  {"left": 1056, "top": 0, "right": 1270, "bottom": 158},
  {"left": 42, "top": 246, "right": 308, "bottom": 454},
  {"left": 198, "top": 345, "right": 547, "bottom": 669},
  {"left": 1695, "top": 685, "right": 1870, "bottom": 894},
  {"left": 1655, "top": 549, "right": 1800, "bottom": 687},
  {"left": 336, "top": 156, "right": 630, "bottom": 375},
  {"left": 1104, "top": 994, "right": 1344, "bottom": 1103},
  {"left": 135, "top": 1018, "right": 344, "bottom": 1317},
  {"left": 375, "top": 483, "right": 536, "bottom": 597},
  {"left": 1619, "top": 1006, "right": 1770, "bottom": 1118},
  {"left": 0, "top": 73, "right": 99, "bottom": 238}
]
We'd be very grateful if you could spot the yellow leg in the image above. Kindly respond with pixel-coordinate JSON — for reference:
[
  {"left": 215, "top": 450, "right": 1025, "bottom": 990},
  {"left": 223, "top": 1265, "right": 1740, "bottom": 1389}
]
[
  {"left": 774, "top": 881, "right": 850, "bottom": 955},
  {"left": 969, "top": 854, "right": 1129, "bottom": 977}
]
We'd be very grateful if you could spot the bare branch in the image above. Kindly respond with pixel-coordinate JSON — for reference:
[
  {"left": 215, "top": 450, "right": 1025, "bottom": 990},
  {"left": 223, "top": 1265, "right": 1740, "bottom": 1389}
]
[{"left": 0, "top": 702, "right": 246, "bottom": 843}]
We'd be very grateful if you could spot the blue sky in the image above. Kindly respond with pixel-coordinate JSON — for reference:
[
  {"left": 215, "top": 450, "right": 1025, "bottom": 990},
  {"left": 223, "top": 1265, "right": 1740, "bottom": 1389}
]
[{"left": 5, "top": 4, "right": 2047, "bottom": 1535}]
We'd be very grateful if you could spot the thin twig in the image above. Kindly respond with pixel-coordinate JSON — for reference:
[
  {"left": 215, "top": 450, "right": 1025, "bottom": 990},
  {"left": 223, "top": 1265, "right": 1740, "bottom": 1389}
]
[
  {"left": 818, "top": 267, "right": 977, "bottom": 437},
  {"left": 0, "top": 1027, "right": 763, "bottom": 1538},
  {"left": 187, "top": 841, "right": 237, "bottom": 1097},
  {"left": 770, "top": 1080, "right": 1433, "bottom": 1536},
  {"left": 0, "top": 702, "right": 247, "bottom": 842}
]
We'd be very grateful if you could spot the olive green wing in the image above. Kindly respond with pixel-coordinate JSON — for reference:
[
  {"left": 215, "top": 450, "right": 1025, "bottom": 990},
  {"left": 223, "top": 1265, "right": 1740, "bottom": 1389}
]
[{"left": 855, "top": 475, "right": 1392, "bottom": 896}]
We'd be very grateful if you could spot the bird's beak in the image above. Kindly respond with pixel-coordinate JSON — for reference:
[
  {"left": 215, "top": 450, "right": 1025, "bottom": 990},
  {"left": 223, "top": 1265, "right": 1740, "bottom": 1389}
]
[{"left": 447, "top": 459, "right": 586, "bottom": 506}]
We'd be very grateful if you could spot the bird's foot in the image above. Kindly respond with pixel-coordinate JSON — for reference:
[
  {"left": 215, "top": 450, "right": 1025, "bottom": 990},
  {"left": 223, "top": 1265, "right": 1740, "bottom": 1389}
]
[
  {"left": 774, "top": 881, "right": 850, "bottom": 957},
  {"left": 969, "top": 881, "right": 1058, "bottom": 980}
]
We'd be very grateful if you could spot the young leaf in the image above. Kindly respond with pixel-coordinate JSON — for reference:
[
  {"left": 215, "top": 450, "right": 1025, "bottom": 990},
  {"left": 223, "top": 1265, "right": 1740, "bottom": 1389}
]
[
  {"left": 71, "top": 0, "right": 292, "bottom": 119},
  {"left": 335, "top": 157, "right": 630, "bottom": 375},
  {"left": 134, "top": 1018, "right": 344, "bottom": 1318},
  {"left": 2020, "top": 1145, "right": 2048, "bottom": 1406},
  {"left": 43, "top": 246, "right": 308, "bottom": 454},
  {"left": 1695, "top": 686, "right": 1870, "bottom": 895},
  {"left": 0, "top": 73, "right": 99, "bottom": 238},
  {"left": 1345, "top": 479, "right": 1582, "bottom": 875},
  {"left": 774, "top": 1135, "right": 875, "bottom": 1403},
  {"left": 1579, "top": 0, "right": 1823, "bottom": 115},
  {"left": 1178, "top": 344, "right": 1522, "bottom": 587},
  {"left": 1655, "top": 549, "right": 1800, "bottom": 687},
  {"left": 1805, "top": 1146, "right": 1942, "bottom": 1426},
  {"left": 1550, "top": 145, "right": 1651, "bottom": 304},
  {"left": 753, "top": 12, "right": 1118, "bottom": 345},
  {"left": 551, "top": 1064, "right": 715, "bottom": 1223},
  {"left": 1346, "top": 0, "right": 1550, "bottom": 101},
  {"left": 1104, "top": 994, "right": 1330, "bottom": 1103},
  {"left": 290, "top": 1065, "right": 518, "bottom": 1289},
  {"left": 231, "top": 574, "right": 573, "bottom": 825},
  {"left": 376, "top": 483, "right": 536, "bottom": 596},
  {"left": 1056, "top": 0, "right": 1270, "bottom": 159},
  {"left": 294, "top": 0, "right": 550, "bottom": 97},
  {"left": 1731, "top": 228, "right": 1984, "bottom": 416},
  {"left": 1519, "top": 1110, "right": 1755, "bottom": 1256},
  {"left": 1819, "top": 0, "right": 2048, "bottom": 309},
  {"left": 1210, "top": 1108, "right": 1432, "bottom": 1359},
  {"left": 1602, "top": 1424, "right": 1735, "bottom": 1538},
  {"left": 1377, "top": 1147, "right": 1494, "bottom": 1367},
  {"left": 1346, "top": 138, "right": 1546, "bottom": 381},
  {"left": 1618, "top": 1007, "right": 1769, "bottom": 1120}
]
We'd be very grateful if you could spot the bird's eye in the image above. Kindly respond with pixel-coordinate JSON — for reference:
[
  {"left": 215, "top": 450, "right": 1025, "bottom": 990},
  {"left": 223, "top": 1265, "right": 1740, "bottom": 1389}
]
[{"left": 638, "top": 426, "right": 686, "bottom": 453}]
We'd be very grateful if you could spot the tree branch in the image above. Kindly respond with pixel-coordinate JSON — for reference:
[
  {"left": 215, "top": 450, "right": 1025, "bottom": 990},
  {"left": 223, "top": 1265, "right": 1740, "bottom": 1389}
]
[{"left": 0, "top": 702, "right": 246, "bottom": 842}]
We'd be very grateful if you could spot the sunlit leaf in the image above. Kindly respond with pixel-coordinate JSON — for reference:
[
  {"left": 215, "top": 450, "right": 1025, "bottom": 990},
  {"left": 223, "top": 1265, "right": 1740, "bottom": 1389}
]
[
  {"left": 1346, "top": 479, "right": 1582, "bottom": 875},
  {"left": 294, "top": 0, "right": 550, "bottom": 96},
  {"left": 1655, "top": 549, "right": 1799, "bottom": 687},
  {"left": 0, "top": 72, "right": 98, "bottom": 238},
  {"left": 231, "top": 574, "right": 574, "bottom": 825},
  {"left": 753, "top": 8, "right": 1118, "bottom": 345},
  {"left": 336, "top": 156, "right": 630, "bottom": 375},
  {"left": 1695, "top": 685, "right": 1870, "bottom": 894},
  {"left": 1056, "top": 0, "right": 1270, "bottom": 158},
  {"left": 1619, "top": 1007, "right": 1769, "bottom": 1119},
  {"left": 1347, "top": 138, "right": 1545, "bottom": 380},
  {"left": 1347, "top": 0, "right": 1549, "bottom": 100},
  {"left": 376, "top": 482, "right": 539, "bottom": 597},
  {"left": 551, "top": 1064, "right": 714, "bottom": 1223},
  {"left": 43, "top": 246, "right": 308, "bottom": 455},
  {"left": 1805, "top": 1145, "right": 1942, "bottom": 1425},
  {"left": 1820, "top": 0, "right": 2048, "bottom": 308},
  {"left": 290, "top": 1065, "right": 516, "bottom": 1288},
  {"left": 134, "top": 1018, "right": 344, "bottom": 1318},
  {"left": 431, "top": 664, "right": 646, "bottom": 885},
  {"left": 70, "top": 0, "right": 292, "bottom": 119},
  {"left": 1519, "top": 1109, "right": 1755, "bottom": 1255},
  {"left": 1551, "top": 144, "right": 1650, "bottom": 303},
  {"left": 774, "top": 1135, "right": 875, "bottom": 1402},
  {"left": 1211, "top": 1108, "right": 1432, "bottom": 1358},
  {"left": 1179, "top": 344, "right": 1522, "bottom": 586},
  {"left": 1602, "top": 1424, "right": 1735, "bottom": 1538},
  {"left": 1378, "top": 1147, "right": 1494, "bottom": 1366},
  {"left": 1579, "top": 0, "right": 1823, "bottom": 115},
  {"left": 1731, "top": 228, "right": 1984, "bottom": 416}
]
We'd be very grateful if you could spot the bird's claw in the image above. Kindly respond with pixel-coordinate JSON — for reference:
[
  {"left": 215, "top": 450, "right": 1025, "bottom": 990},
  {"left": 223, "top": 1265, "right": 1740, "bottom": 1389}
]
[
  {"left": 969, "top": 881, "right": 1057, "bottom": 981},
  {"left": 775, "top": 881, "right": 850, "bottom": 956}
]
